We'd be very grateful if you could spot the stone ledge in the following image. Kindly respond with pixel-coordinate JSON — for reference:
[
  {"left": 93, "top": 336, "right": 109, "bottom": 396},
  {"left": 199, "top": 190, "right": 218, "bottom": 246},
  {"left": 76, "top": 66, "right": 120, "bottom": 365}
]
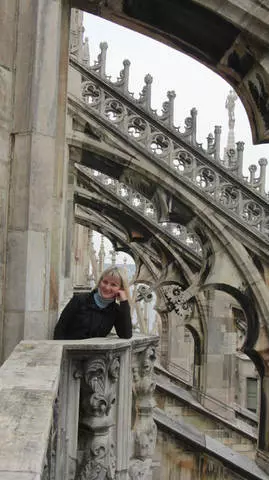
[
  {"left": 0, "top": 388, "right": 55, "bottom": 475},
  {"left": 0, "top": 473, "right": 40, "bottom": 480},
  {"left": 0, "top": 336, "right": 158, "bottom": 477},
  {"left": 0, "top": 342, "right": 63, "bottom": 391},
  {"left": 154, "top": 408, "right": 268, "bottom": 480}
]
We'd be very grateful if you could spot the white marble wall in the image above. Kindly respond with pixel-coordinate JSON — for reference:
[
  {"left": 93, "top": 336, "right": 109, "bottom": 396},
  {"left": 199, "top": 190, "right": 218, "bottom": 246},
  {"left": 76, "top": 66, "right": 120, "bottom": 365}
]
[{"left": 0, "top": 0, "right": 71, "bottom": 361}]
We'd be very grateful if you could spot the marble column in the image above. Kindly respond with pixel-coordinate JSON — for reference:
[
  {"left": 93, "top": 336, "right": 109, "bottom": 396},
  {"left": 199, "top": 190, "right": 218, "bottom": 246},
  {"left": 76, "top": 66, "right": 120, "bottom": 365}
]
[
  {"left": 0, "top": 1, "right": 17, "bottom": 362},
  {"left": 3, "top": 0, "right": 71, "bottom": 359}
]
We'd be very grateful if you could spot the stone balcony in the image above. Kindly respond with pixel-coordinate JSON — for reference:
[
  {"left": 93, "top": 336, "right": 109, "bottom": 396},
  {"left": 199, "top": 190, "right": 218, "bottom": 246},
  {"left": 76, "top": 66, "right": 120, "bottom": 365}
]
[{"left": 0, "top": 334, "right": 159, "bottom": 480}]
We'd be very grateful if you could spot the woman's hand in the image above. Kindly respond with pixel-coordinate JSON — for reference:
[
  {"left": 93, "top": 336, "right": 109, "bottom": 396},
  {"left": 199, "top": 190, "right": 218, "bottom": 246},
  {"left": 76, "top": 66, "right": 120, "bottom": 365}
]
[{"left": 117, "top": 289, "right": 127, "bottom": 302}]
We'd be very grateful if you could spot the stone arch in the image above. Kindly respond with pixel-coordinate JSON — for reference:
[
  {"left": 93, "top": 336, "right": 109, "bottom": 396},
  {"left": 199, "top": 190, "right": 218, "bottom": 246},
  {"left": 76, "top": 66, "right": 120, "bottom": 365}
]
[
  {"left": 73, "top": 138, "right": 269, "bottom": 331},
  {"left": 75, "top": 0, "right": 269, "bottom": 145},
  {"left": 29, "top": 0, "right": 268, "bottom": 464}
]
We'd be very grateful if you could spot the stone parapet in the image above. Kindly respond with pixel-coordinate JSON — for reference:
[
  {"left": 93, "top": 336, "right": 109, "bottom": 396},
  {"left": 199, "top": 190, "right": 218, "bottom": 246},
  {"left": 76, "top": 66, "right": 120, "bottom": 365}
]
[{"left": 0, "top": 334, "right": 158, "bottom": 480}]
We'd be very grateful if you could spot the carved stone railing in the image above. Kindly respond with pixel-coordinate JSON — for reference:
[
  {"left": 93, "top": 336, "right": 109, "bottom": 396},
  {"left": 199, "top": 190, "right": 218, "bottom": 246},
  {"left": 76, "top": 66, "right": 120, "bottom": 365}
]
[
  {"left": 0, "top": 335, "right": 158, "bottom": 480},
  {"left": 70, "top": 42, "right": 268, "bottom": 194},
  {"left": 69, "top": 56, "right": 269, "bottom": 239},
  {"left": 75, "top": 164, "right": 202, "bottom": 257}
]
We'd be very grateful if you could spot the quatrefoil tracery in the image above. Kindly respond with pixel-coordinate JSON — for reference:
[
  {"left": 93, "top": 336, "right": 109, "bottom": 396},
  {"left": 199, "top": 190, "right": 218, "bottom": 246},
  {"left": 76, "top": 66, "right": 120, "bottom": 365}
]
[{"left": 79, "top": 78, "right": 269, "bottom": 236}]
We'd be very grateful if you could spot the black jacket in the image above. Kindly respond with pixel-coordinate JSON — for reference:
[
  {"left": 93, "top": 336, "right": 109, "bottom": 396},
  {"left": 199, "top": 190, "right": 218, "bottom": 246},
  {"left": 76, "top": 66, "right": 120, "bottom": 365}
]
[{"left": 53, "top": 290, "right": 132, "bottom": 340}]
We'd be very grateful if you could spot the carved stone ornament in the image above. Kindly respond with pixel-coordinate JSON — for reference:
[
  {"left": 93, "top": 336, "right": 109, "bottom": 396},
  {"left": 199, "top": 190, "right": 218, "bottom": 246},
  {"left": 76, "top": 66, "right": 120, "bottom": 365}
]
[
  {"left": 136, "top": 284, "right": 153, "bottom": 303},
  {"left": 132, "top": 346, "right": 157, "bottom": 402},
  {"left": 76, "top": 352, "right": 120, "bottom": 480},
  {"left": 129, "top": 458, "right": 152, "bottom": 480},
  {"left": 130, "top": 345, "right": 158, "bottom": 479},
  {"left": 158, "top": 284, "right": 193, "bottom": 319}
]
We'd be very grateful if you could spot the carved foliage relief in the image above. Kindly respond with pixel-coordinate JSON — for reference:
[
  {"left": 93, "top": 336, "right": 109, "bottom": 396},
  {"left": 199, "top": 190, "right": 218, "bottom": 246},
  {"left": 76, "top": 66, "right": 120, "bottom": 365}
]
[{"left": 76, "top": 352, "right": 120, "bottom": 480}]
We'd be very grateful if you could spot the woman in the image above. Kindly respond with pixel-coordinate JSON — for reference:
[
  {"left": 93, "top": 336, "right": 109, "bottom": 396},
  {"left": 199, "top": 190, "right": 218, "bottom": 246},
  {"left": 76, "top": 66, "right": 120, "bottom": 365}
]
[{"left": 53, "top": 266, "right": 132, "bottom": 340}]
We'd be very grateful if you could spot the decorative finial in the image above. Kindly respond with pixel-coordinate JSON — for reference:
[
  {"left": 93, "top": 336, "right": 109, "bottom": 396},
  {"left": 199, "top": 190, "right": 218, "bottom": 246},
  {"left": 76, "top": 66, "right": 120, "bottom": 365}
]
[
  {"left": 159, "top": 90, "right": 176, "bottom": 127},
  {"left": 116, "top": 59, "right": 131, "bottom": 94},
  {"left": 258, "top": 158, "right": 268, "bottom": 195},
  {"left": 138, "top": 74, "right": 153, "bottom": 111},
  {"left": 110, "top": 249, "right": 116, "bottom": 266},
  {"left": 259, "top": 157, "right": 268, "bottom": 167},
  {"left": 249, "top": 164, "right": 257, "bottom": 185},
  {"left": 92, "top": 42, "right": 108, "bottom": 77},
  {"left": 207, "top": 132, "right": 213, "bottom": 147},
  {"left": 144, "top": 74, "right": 153, "bottom": 85}
]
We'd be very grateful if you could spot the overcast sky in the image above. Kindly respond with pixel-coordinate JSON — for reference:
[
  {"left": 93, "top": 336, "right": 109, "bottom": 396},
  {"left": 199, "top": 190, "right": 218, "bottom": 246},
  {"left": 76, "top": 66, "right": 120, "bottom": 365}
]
[{"left": 83, "top": 12, "right": 269, "bottom": 263}]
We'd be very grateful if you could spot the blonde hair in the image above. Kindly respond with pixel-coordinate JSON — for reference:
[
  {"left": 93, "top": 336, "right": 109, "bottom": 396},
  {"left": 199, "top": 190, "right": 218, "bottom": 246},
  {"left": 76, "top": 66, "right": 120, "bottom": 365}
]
[{"left": 96, "top": 266, "right": 131, "bottom": 303}]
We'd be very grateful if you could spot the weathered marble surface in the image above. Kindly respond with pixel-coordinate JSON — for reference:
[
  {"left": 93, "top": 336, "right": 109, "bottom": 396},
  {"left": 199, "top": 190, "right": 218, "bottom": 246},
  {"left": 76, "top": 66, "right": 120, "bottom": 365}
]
[
  {"left": 155, "top": 367, "right": 257, "bottom": 455},
  {"left": 0, "top": 341, "right": 63, "bottom": 478}
]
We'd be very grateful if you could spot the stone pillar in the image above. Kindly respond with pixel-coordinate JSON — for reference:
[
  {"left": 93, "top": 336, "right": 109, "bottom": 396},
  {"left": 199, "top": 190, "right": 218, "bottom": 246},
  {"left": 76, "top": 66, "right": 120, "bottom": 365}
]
[
  {"left": 98, "top": 235, "right": 105, "bottom": 276},
  {"left": 81, "top": 226, "right": 90, "bottom": 285},
  {"left": 255, "top": 329, "right": 269, "bottom": 473},
  {"left": 73, "top": 223, "right": 81, "bottom": 285},
  {"left": 73, "top": 224, "right": 90, "bottom": 287},
  {"left": 3, "top": 0, "right": 71, "bottom": 359},
  {"left": 0, "top": 1, "right": 17, "bottom": 362},
  {"left": 60, "top": 162, "right": 75, "bottom": 309},
  {"left": 159, "top": 313, "right": 169, "bottom": 368},
  {"left": 257, "top": 373, "right": 269, "bottom": 474},
  {"left": 88, "top": 229, "right": 98, "bottom": 284},
  {"left": 130, "top": 342, "right": 158, "bottom": 479}
]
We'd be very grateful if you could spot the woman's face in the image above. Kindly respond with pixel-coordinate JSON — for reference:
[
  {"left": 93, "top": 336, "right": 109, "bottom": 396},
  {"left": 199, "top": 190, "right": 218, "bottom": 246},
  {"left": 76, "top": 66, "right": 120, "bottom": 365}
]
[{"left": 99, "top": 275, "right": 121, "bottom": 299}]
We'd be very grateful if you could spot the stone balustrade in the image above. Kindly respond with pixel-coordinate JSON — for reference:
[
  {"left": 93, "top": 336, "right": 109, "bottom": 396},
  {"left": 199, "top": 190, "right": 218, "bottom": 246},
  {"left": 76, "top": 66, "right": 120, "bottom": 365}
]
[
  {"left": 75, "top": 164, "right": 203, "bottom": 257},
  {"left": 69, "top": 58, "right": 269, "bottom": 239},
  {"left": 0, "top": 335, "right": 158, "bottom": 480}
]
